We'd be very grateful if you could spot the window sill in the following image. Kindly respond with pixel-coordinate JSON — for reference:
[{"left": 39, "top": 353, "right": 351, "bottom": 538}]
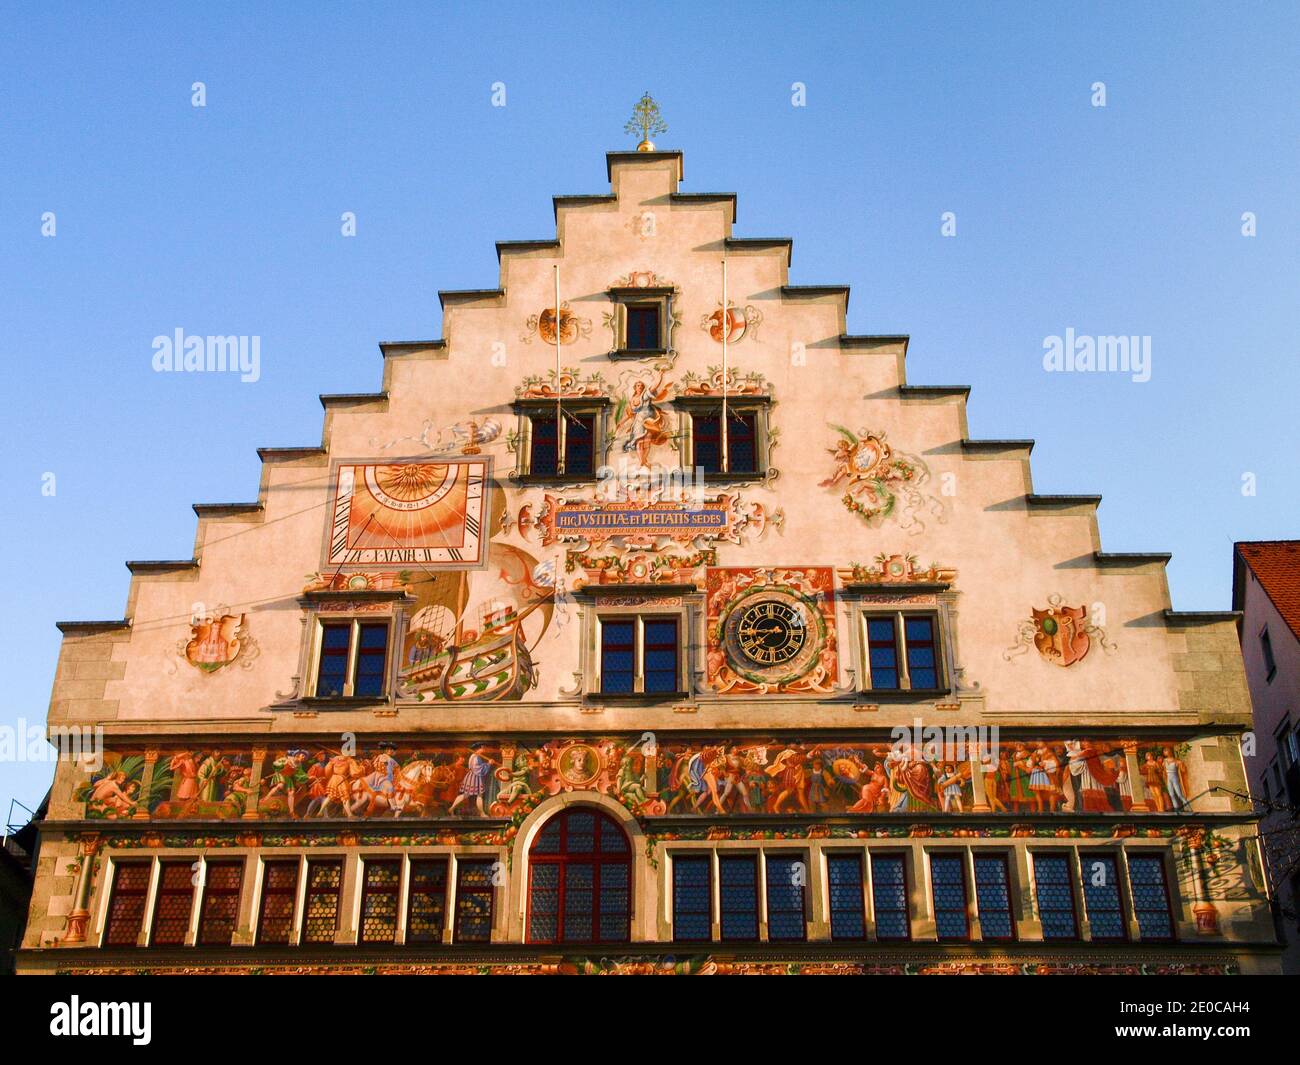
[
  {"left": 593, "top": 691, "right": 691, "bottom": 704},
  {"left": 699, "top": 470, "right": 766, "bottom": 483},
  {"left": 856, "top": 688, "right": 953, "bottom": 703},
  {"left": 296, "top": 695, "right": 391, "bottom": 709},
  {"left": 609, "top": 348, "right": 669, "bottom": 360},
  {"left": 511, "top": 474, "right": 600, "bottom": 487}
]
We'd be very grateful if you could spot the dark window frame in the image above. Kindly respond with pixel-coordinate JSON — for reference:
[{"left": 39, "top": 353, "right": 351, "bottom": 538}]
[
  {"left": 764, "top": 853, "right": 808, "bottom": 943},
  {"left": 675, "top": 396, "right": 770, "bottom": 480},
  {"left": 826, "top": 852, "right": 867, "bottom": 941},
  {"left": 525, "top": 808, "right": 631, "bottom": 946},
  {"left": 1260, "top": 625, "right": 1277, "bottom": 682},
  {"left": 312, "top": 618, "right": 392, "bottom": 699},
  {"left": 596, "top": 612, "right": 684, "bottom": 698},
  {"left": 406, "top": 857, "right": 450, "bottom": 944},
  {"left": 860, "top": 609, "right": 949, "bottom": 693},
  {"left": 196, "top": 860, "right": 244, "bottom": 947},
  {"left": 150, "top": 860, "right": 197, "bottom": 946},
  {"left": 256, "top": 860, "right": 300, "bottom": 946},
  {"left": 301, "top": 858, "right": 344, "bottom": 945},
  {"left": 870, "top": 852, "right": 912, "bottom": 941},
  {"left": 672, "top": 854, "right": 713, "bottom": 943},
  {"left": 513, "top": 400, "right": 608, "bottom": 482},
  {"left": 718, "top": 854, "right": 761, "bottom": 942},
  {"left": 1032, "top": 852, "right": 1080, "bottom": 941},
  {"left": 102, "top": 860, "right": 152, "bottom": 948},
  {"left": 358, "top": 857, "right": 402, "bottom": 945},
  {"left": 929, "top": 852, "right": 970, "bottom": 941},
  {"left": 1127, "top": 853, "right": 1177, "bottom": 943},
  {"left": 972, "top": 853, "right": 1017, "bottom": 942},
  {"left": 608, "top": 287, "right": 673, "bottom": 358},
  {"left": 454, "top": 858, "right": 498, "bottom": 944},
  {"left": 1080, "top": 852, "right": 1128, "bottom": 942}
]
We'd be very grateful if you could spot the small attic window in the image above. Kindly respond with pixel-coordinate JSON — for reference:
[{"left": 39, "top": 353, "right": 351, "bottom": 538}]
[
  {"left": 608, "top": 285, "right": 673, "bottom": 358},
  {"left": 626, "top": 304, "right": 660, "bottom": 351}
]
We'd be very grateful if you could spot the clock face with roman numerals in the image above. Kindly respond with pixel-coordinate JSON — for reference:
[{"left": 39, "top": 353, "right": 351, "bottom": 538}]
[
  {"left": 325, "top": 458, "right": 489, "bottom": 568},
  {"left": 720, "top": 587, "right": 823, "bottom": 684},
  {"left": 734, "top": 599, "right": 807, "bottom": 666}
]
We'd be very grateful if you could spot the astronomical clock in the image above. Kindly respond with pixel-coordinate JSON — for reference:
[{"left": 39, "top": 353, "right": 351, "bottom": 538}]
[{"left": 718, "top": 581, "right": 826, "bottom": 687}]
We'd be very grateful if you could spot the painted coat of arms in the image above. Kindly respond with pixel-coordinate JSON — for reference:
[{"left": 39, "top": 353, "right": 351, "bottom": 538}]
[
  {"left": 181, "top": 613, "right": 250, "bottom": 672},
  {"left": 1031, "top": 604, "right": 1090, "bottom": 666},
  {"left": 1004, "top": 595, "right": 1114, "bottom": 666}
]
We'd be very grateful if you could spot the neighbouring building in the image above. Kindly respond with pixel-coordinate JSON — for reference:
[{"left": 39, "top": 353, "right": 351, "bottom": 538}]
[
  {"left": 1234, "top": 540, "right": 1300, "bottom": 974},
  {"left": 16, "top": 139, "right": 1280, "bottom": 975}
]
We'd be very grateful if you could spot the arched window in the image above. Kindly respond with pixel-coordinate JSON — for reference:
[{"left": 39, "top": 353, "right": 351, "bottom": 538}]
[{"left": 526, "top": 807, "right": 631, "bottom": 944}]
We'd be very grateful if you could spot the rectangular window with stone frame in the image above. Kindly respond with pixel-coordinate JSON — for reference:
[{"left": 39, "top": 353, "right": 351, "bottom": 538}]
[
  {"left": 608, "top": 286, "right": 673, "bottom": 358},
  {"left": 674, "top": 395, "right": 770, "bottom": 481},
  {"left": 512, "top": 399, "right": 608, "bottom": 482},
  {"left": 855, "top": 608, "right": 949, "bottom": 693},
  {"left": 311, "top": 617, "right": 392, "bottom": 699}
]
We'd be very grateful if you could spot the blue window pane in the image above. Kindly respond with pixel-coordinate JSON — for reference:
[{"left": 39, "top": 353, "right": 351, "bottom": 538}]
[
  {"left": 827, "top": 855, "right": 865, "bottom": 940},
  {"left": 720, "top": 857, "right": 758, "bottom": 941},
  {"left": 673, "top": 857, "right": 711, "bottom": 942},
  {"left": 1033, "top": 855, "right": 1078, "bottom": 939},
  {"left": 1081, "top": 855, "right": 1125, "bottom": 941},
  {"left": 322, "top": 626, "right": 351, "bottom": 649},
  {"left": 353, "top": 623, "right": 388, "bottom": 696},
  {"left": 566, "top": 812, "right": 595, "bottom": 853},
  {"left": 974, "top": 856, "right": 1014, "bottom": 940},
  {"left": 867, "top": 619, "right": 895, "bottom": 641},
  {"left": 930, "top": 855, "right": 969, "bottom": 940},
  {"left": 904, "top": 617, "right": 933, "bottom": 642},
  {"left": 1129, "top": 855, "right": 1174, "bottom": 941},
  {"left": 765, "top": 856, "right": 806, "bottom": 942},
  {"left": 530, "top": 418, "right": 559, "bottom": 476},
  {"left": 871, "top": 855, "right": 910, "bottom": 940},
  {"left": 601, "top": 621, "right": 635, "bottom": 694},
  {"left": 599, "top": 819, "right": 629, "bottom": 853}
]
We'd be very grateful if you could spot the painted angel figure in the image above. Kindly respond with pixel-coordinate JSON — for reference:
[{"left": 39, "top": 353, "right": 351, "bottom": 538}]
[{"left": 615, "top": 368, "right": 672, "bottom": 466}]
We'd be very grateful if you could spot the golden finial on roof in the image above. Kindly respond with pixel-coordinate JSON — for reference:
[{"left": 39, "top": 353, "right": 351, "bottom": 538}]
[{"left": 624, "top": 92, "right": 667, "bottom": 152}]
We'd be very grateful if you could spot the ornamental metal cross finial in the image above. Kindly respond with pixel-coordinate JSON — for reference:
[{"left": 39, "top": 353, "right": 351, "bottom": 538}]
[{"left": 624, "top": 92, "right": 667, "bottom": 152}]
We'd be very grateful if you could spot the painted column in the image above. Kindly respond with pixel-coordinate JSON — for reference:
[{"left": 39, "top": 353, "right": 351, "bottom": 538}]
[
  {"left": 133, "top": 749, "right": 159, "bottom": 820},
  {"left": 1181, "top": 829, "right": 1220, "bottom": 935},
  {"left": 62, "top": 834, "right": 102, "bottom": 944},
  {"left": 1123, "top": 743, "right": 1149, "bottom": 813},
  {"left": 242, "top": 747, "right": 267, "bottom": 820},
  {"left": 968, "top": 753, "right": 991, "bottom": 813}
]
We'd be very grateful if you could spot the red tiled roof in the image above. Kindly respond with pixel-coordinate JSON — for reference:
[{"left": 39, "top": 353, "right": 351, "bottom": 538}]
[{"left": 1236, "top": 540, "right": 1300, "bottom": 641}]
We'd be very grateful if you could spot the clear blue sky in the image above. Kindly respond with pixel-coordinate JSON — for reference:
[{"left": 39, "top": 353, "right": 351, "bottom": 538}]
[{"left": 2, "top": 1, "right": 1297, "bottom": 816}]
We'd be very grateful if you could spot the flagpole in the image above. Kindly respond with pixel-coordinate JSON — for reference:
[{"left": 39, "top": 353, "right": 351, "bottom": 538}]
[
  {"left": 721, "top": 257, "right": 729, "bottom": 474},
  {"left": 554, "top": 265, "right": 564, "bottom": 476}
]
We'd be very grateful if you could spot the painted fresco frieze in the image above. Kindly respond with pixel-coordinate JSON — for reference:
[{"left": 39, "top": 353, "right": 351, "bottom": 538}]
[{"left": 76, "top": 736, "right": 1202, "bottom": 822}]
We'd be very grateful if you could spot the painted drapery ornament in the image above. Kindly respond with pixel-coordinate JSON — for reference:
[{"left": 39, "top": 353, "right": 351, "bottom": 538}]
[{"left": 822, "top": 425, "right": 945, "bottom": 533}]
